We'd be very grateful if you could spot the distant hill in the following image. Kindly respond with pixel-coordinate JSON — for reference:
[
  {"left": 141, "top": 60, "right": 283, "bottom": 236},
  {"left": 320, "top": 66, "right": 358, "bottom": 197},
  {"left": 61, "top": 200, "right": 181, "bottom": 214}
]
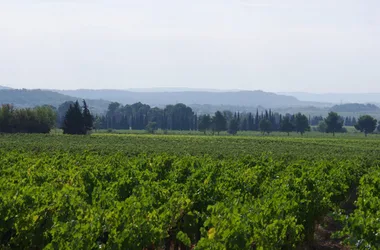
[
  {"left": 126, "top": 87, "right": 229, "bottom": 92},
  {"left": 56, "top": 89, "right": 310, "bottom": 108},
  {"left": 0, "top": 89, "right": 110, "bottom": 114},
  {"left": 280, "top": 92, "right": 380, "bottom": 104},
  {"left": 3, "top": 88, "right": 380, "bottom": 117},
  {"left": 0, "top": 85, "right": 12, "bottom": 90},
  {"left": 330, "top": 103, "right": 380, "bottom": 113}
]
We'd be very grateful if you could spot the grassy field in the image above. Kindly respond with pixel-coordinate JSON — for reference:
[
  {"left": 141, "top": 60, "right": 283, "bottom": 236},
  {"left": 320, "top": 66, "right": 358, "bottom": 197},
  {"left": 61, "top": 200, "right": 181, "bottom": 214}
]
[
  {"left": 1, "top": 133, "right": 380, "bottom": 249},
  {"left": 91, "top": 127, "right": 369, "bottom": 137},
  {"left": 2, "top": 132, "right": 380, "bottom": 159}
]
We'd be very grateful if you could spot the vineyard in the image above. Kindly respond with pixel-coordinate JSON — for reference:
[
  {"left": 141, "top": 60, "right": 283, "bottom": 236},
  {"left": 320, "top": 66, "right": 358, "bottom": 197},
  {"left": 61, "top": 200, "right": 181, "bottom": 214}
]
[{"left": 1, "top": 134, "right": 380, "bottom": 249}]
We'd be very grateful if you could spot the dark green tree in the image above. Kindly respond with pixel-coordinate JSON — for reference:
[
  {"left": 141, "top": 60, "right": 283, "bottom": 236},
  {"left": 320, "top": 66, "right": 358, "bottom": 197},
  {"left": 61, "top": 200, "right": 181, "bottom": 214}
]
[
  {"left": 240, "top": 117, "right": 248, "bottom": 131},
  {"left": 295, "top": 113, "right": 310, "bottom": 135},
  {"left": 198, "top": 114, "right": 211, "bottom": 135},
  {"left": 145, "top": 121, "right": 158, "bottom": 134},
  {"left": 280, "top": 116, "right": 294, "bottom": 136},
  {"left": 212, "top": 111, "right": 227, "bottom": 135},
  {"left": 352, "top": 117, "right": 357, "bottom": 126},
  {"left": 63, "top": 101, "right": 86, "bottom": 135},
  {"left": 317, "top": 121, "right": 327, "bottom": 133},
  {"left": 324, "top": 112, "right": 343, "bottom": 136},
  {"left": 83, "top": 100, "right": 94, "bottom": 133},
  {"left": 93, "top": 115, "right": 104, "bottom": 131},
  {"left": 254, "top": 110, "right": 260, "bottom": 130},
  {"left": 0, "top": 104, "right": 14, "bottom": 133},
  {"left": 354, "top": 115, "right": 377, "bottom": 136},
  {"left": 259, "top": 119, "right": 272, "bottom": 135},
  {"left": 164, "top": 103, "right": 194, "bottom": 131},
  {"left": 227, "top": 118, "right": 239, "bottom": 135},
  {"left": 106, "top": 102, "right": 121, "bottom": 129},
  {"left": 57, "top": 101, "right": 74, "bottom": 128}
]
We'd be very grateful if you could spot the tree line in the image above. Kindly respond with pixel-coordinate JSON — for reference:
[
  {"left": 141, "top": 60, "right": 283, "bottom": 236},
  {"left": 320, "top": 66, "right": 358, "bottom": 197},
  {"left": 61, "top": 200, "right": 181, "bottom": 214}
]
[
  {"left": 93, "top": 102, "right": 197, "bottom": 131},
  {"left": 0, "top": 104, "right": 56, "bottom": 133},
  {"left": 93, "top": 101, "right": 380, "bottom": 136},
  {"left": 1, "top": 100, "right": 380, "bottom": 136},
  {"left": 0, "top": 100, "right": 94, "bottom": 135}
]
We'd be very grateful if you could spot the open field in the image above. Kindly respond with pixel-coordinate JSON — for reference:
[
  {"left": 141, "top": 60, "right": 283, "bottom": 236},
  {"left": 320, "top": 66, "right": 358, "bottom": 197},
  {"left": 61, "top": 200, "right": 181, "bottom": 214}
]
[
  {"left": 92, "top": 127, "right": 369, "bottom": 136},
  {"left": 2, "top": 133, "right": 380, "bottom": 160},
  {"left": 1, "top": 133, "right": 380, "bottom": 249}
]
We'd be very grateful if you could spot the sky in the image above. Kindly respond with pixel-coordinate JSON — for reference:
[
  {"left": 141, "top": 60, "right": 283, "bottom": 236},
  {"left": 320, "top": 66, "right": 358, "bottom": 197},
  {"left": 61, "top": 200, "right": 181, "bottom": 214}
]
[{"left": 0, "top": 0, "right": 379, "bottom": 93}]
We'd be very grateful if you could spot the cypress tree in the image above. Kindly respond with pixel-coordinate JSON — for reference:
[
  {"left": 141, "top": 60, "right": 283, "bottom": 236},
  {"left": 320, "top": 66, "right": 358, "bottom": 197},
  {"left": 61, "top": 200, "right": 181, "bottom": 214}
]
[
  {"left": 63, "top": 100, "right": 93, "bottom": 135},
  {"left": 83, "top": 100, "right": 94, "bottom": 133},
  {"left": 255, "top": 110, "right": 259, "bottom": 131},
  {"left": 63, "top": 101, "right": 85, "bottom": 135}
]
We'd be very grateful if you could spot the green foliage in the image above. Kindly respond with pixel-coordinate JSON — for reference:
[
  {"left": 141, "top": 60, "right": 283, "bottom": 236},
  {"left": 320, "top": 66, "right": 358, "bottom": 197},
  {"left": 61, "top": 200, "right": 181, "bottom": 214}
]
[
  {"left": 317, "top": 121, "right": 327, "bottom": 133},
  {"left": 355, "top": 115, "right": 377, "bottom": 136},
  {"left": 83, "top": 100, "right": 94, "bottom": 132},
  {"left": 227, "top": 118, "right": 239, "bottom": 135},
  {"left": 2, "top": 133, "right": 380, "bottom": 160},
  {"left": 198, "top": 115, "right": 211, "bottom": 134},
  {"left": 212, "top": 111, "right": 227, "bottom": 135},
  {"left": 145, "top": 122, "right": 158, "bottom": 134},
  {"left": 0, "top": 134, "right": 380, "bottom": 248},
  {"left": 294, "top": 113, "right": 310, "bottom": 135},
  {"left": 0, "top": 104, "right": 56, "bottom": 134},
  {"left": 62, "top": 100, "right": 94, "bottom": 135},
  {"left": 63, "top": 101, "right": 85, "bottom": 135},
  {"left": 57, "top": 101, "right": 75, "bottom": 128},
  {"left": 259, "top": 119, "right": 272, "bottom": 134},
  {"left": 103, "top": 102, "right": 196, "bottom": 131},
  {"left": 325, "top": 112, "right": 344, "bottom": 136},
  {"left": 280, "top": 116, "right": 294, "bottom": 135},
  {"left": 0, "top": 143, "right": 377, "bottom": 249},
  {"left": 338, "top": 169, "right": 380, "bottom": 249}
]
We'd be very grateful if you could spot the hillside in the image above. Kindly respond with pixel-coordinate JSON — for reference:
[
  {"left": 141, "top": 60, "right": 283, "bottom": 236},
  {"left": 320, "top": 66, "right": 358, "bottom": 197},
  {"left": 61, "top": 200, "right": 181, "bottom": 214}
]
[
  {"left": 280, "top": 92, "right": 380, "bottom": 104},
  {"left": 56, "top": 89, "right": 306, "bottom": 108},
  {"left": 330, "top": 103, "right": 380, "bottom": 112},
  {"left": 0, "top": 85, "right": 12, "bottom": 90},
  {"left": 4, "top": 88, "right": 380, "bottom": 117},
  {"left": 0, "top": 89, "right": 110, "bottom": 114}
]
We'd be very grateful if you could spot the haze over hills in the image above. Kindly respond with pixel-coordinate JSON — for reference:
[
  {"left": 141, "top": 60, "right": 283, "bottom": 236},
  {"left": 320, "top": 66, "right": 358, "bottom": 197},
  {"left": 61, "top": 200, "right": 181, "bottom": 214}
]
[
  {"left": 2, "top": 85, "right": 379, "bottom": 106},
  {"left": 0, "top": 89, "right": 110, "bottom": 114},
  {"left": 56, "top": 89, "right": 327, "bottom": 108},
  {"left": 280, "top": 92, "right": 380, "bottom": 104},
  {"left": 125, "top": 87, "right": 233, "bottom": 93},
  {"left": 55, "top": 88, "right": 380, "bottom": 105},
  {"left": 1, "top": 86, "right": 380, "bottom": 117}
]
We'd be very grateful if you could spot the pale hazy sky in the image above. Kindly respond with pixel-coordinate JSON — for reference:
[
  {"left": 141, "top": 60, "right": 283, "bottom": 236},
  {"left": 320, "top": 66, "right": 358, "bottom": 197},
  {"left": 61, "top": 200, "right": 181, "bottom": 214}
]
[{"left": 1, "top": 0, "right": 379, "bottom": 92}]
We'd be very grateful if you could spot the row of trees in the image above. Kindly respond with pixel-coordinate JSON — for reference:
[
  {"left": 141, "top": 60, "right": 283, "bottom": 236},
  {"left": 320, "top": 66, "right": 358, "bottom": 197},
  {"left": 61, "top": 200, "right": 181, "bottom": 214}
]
[
  {"left": 196, "top": 111, "right": 310, "bottom": 135},
  {"left": 94, "top": 102, "right": 197, "bottom": 131},
  {"left": 0, "top": 104, "right": 56, "bottom": 133},
  {"left": 1, "top": 99, "right": 379, "bottom": 136},
  {"left": 315, "top": 113, "right": 378, "bottom": 136},
  {"left": 96, "top": 102, "right": 290, "bottom": 133},
  {"left": 0, "top": 100, "right": 95, "bottom": 135},
  {"left": 94, "top": 102, "right": 380, "bottom": 136}
]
